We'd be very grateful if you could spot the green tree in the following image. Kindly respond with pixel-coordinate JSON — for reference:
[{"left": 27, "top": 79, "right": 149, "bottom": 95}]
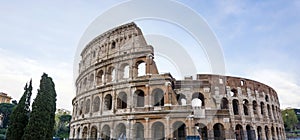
[
  {"left": 23, "top": 73, "right": 57, "bottom": 140},
  {"left": 6, "top": 80, "right": 32, "bottom": 140},
  {"left": 0, "top": 103, "right": 16, "bottom": 129},
  {"left": 55, "top": 114, "right": 71, "bottom": 138},
  {"left": 282, "top": 109, "right": 299, "bottom": 131}
]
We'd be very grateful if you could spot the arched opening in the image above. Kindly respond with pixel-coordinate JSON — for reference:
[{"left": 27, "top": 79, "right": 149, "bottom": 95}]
[
  {"left": 252, "top": 101, "right": 257, "bottom": 115},
  {"left": 91, "top": 126, "right": 97, "bottom": 139},
  {"left": 77, "top": 128, "right": 80, "bottom": 139},
  {"left": 153, "top": 88, "right": 164, "bottom": 106},
  {"left": 177, "top": 93, "right": 187, "bottom": 105},
  {"left": 83, "top": 77, "right": 87, "bottom": 90},
  {"left": 243, "top": 99, "right": 249, "bottom": 115},
  {"left": 173, "top": 121, "right": 186, "bottom": 140},
  {"left": 111, "top": 41, "right": 116, "bottom": 49},
  {"left": 152, "top": 122, "right": 165, "bottom": 140},
  {"left": 104, "top": 94, "right": 112, "bottom": 110},
  {"left": 107, "top": 67, "right": 116, "bottom": 82},
  {"left": 220, "top": 97, "right": 229, "bottom": 109},
  {"left": 101, "top": 125, "right": 111, "bottom": 140},
  {"left": 137, "top": 61, "right": 146, "bottom": 77},
  {"left": 120, "top": 63, "right": 130, "bottom": 79},
  {"left": 230, "top": 88, "right": 238, "bottom": 97},
  {"left": 232, "top": 99, "right": 239, "bottom": 115},
  {"left": 82, "top": 126, "right": 88, "bottom": 139},
  {"left": 257, "top": 126, "right": 262, "bottom": 140},
  {"left": 195, "top": 123, "right": 208, "bottom": 140},
  {"left": 246, "top": 125, "right": 255, "bottom": 140},
  {"left": 96, "top": 70, "right": 104, "bottom": 85},
  {"left": 134, "top": 90, "right": 145, "bottom": 107},
  {"left": 93, "top": 96, "right": 100, "bottom": 112},
  {"left": 272, "top": 105, "right": 276, "bottom": 120},
  {"left": 271, "top": 126, "right": 275, "bottom": 139},
  {"left": 265, "top": 95, "right": 269, "bottom": 102},
  {"left": 117, "top": 92, "right": 127, "bottom": 109},
  {"left": 213, "top": 123, "right": 225, "bottom": 140},
  {"left": 235, "top": 124, "right": 243, "bottom": 140},
  {"left": 260, "top": 102, "right": 265, "bottom": 115},
  {"left": 265, "top": 126, "right": 269, "bottom": 140},
  {"left": 276, "top": 127, "right": 279, "bottom": 140},
  {"left": 85, "top": 99, "right": 90, "bottom": 114},
  {"left": 192, "top": 92, "right": 205, "bottom": 107},
  {"left": 115, "top": 123, "right": 126, "bottom": 139},
  {"left": 134, "top": 123, "right": 144, "bottom": 140}
]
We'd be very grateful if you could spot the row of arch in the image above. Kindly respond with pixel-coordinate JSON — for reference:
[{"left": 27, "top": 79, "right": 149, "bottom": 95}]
[
  {"left": 75, "top": 90, "right": 208, "bottom": 116},
  {"left": 72, "top": 122, "right": 224, "bottom": 140},
  {"left": 78, "top": 61, "right": 146, "bottom": 93},
  {"left": 225, "top": 97, "right": 282, "bottom": 122}
]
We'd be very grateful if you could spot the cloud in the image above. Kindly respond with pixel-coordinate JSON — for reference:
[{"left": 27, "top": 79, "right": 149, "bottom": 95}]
[
  {"left": 0, "top": 48, "right": 74, "bottom": 111},
  {"left": 246, "top": 69, "right": 300, "bottom": 109}
]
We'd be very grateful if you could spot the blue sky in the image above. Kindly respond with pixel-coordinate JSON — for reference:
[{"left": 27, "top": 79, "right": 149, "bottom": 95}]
[{"left": 0, "top": 0, "right": 299, "bottom": 110}]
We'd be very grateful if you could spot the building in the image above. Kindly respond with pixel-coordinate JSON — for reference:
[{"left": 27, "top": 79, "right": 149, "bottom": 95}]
[
  {"left": 56, "top": 108, "right": 71, "bottom": 115},
  {"left": 0, "top": 92, "right": 12, "bottom": 104},
  {"left": 70, "top": 23, "right": 286, "bottom": 140}
]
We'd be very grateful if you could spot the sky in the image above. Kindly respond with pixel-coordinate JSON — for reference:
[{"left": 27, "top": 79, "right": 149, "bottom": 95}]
[{"left": 0, "top": 0, "right": 299, "bottom": 111}]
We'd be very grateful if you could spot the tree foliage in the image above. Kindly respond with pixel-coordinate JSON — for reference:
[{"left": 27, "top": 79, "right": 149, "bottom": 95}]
[
  {"left": 22, "top": 73, "right": 57, "bottom": 140},
  {"left": 282, "top": 109, "right": 299, "bottom": 131},
  {"left": 55, "top": 114, "right": 71, "bottom": 138},
  {"left": 0, "top": 103, "right": 16, "bottom": 129},
  {"left": 6, "top": 80, "right": 32, "bottom": 140}
]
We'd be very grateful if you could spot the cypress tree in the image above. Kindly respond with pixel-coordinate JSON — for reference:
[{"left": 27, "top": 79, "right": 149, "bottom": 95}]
[
  {"left": 22, "top": 73, "right": 57, "bottom": 140},
  {"left": 6, "top": 80, "right": 32, "bottom": 140}
]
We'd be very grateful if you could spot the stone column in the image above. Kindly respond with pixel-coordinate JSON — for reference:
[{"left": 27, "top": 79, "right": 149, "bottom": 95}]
[
  {"left": 145, "top": 84, "right": 150, "bottom": 107},
  {"left": 166, "top": 116, "right": 171, "bottom": 139},
  {"left": 145, "top": 118, "right": 150, "bottom": 139}
]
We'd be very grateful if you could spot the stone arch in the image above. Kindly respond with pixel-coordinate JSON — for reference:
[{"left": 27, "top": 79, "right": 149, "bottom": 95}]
[
  {"left": 276, "top": 127, "right": 279, "bottom": 140},
  {"left": 117, "top": 92, "right": 127, "bottom": 109},
  {"left": 220, "top": 97, "right": 229, "bottom": 109},
  {"left": 111, "top": 40, "right": 116, "bottom": 49},
  {"left": 93, "top": 96, "right": 100, "bottom": 112},
  {"left": 90, "top": 126, "right": 97, "bottom": 139},
  {"left": 96, "top": 70, "right": 104, "bottom": 85},
  {"left": 177, "top": 93, "right": 187, "bottom": 105},
  {"left": 137, "top": 60, "right": 146, "bottom": 77},
  {"left": 192, "top": 92, "right": 205, "bottom": 107},
  {"left": 152, "top": 88, "right": 164, "bottom": 106},
  {"left": 83, "top": 77, "right": 88, "bottom": 90},
  {"left": 107, "top": 66, "right": 116, "bottom": 82},
  {"left": 104, "top": 94, "right": 112, "bottom": 110},
  {"left": 265, "top": 126, "right": 269, "bottom": 140},
  {"left": 252, "top": 100, "right": 258, "bottom": 115},
  {"left": 230, "top": 88, "right": 238, "bottom": 97},
  {"left": 265, "top": 95, "right": 269, "bottom": 102},
  {"left": 271, "top": 126, "right": 275, "bottom": 139},
  {"left": 257, "top": 126, "right": 262, "bottom": 140},
  {"left": 77, "top": 127, "right": 81, "bottom": 139},
  {"left": 101, "top": 125, "right": 111, "bottom": 140},
  {"left": 213, "top": 123, "right": 225, "bottom": 139},
  {"left": 272, "top": 105, "right": 275, "bottom": 120},
  {"left": 134, "top": 90, "right": 145, "bottom": 107},
  {"left": 85, "top": 99, "right": 90, "bottom": 114},
  {"left": 82, "top": 126, "right": 88, "bottom": 139},
  {"left": 243, "top": 99, "right": 249, "bottom": 115},
  {"left": 152, "top": 121, "right": 165, "bottom": 140},
  {"left": 260, "top": 102, "right": 265, "bottom": 115},
  {"left": 235, "top": 124, "right": 243, "bottom": 140},
  {"left": 232, "top": 99, "right": 239, "bottom": 115},
  {"left": 115, "top": 123, "right": 126, "bottom": 139},
  {"left": 195, "top": 123, "right": 208, "bottom": 140},
  {"left": 119, "top": 63, "right": 130, "bottom": 79},
  {"left": 133, "top": 122, "right": 144, "bottom": 140},
  {"left": 173, "top": 121, "right": 186, "bottom": 140},
  {"left": 246, "top": 125, "right": 255, "bottom": 140}
]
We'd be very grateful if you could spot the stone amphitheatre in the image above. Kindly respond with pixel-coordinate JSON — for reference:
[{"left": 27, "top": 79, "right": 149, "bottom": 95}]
[{"left": 70, "top": 23, "right": 285, "bottom": 140}]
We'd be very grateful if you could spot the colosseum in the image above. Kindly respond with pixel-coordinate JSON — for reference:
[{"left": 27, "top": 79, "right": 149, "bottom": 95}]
[{"left": 70, "top": 23, "right": 286, "bottom": 140}]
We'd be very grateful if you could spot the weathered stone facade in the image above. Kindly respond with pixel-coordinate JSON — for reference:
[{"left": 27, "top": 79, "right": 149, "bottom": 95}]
[{"left": 70, "top": 23, "right": 286, "bottom": 140}]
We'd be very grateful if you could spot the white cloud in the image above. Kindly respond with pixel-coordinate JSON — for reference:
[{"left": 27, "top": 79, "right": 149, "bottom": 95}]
[
  {"left": 246, "top": 69, "right": 300, "bottom": 109},
  {"left": 0, "top": 48, "right": 74, "bottom": 111}
]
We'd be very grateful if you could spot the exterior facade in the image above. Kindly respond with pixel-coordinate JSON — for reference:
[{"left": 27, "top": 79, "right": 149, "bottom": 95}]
[
  {"left": 70, "top": 23, "right": 286, "bottom": 140},
  {"left": 0, "top": 92, "right": 12, "bottom": 103}
]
